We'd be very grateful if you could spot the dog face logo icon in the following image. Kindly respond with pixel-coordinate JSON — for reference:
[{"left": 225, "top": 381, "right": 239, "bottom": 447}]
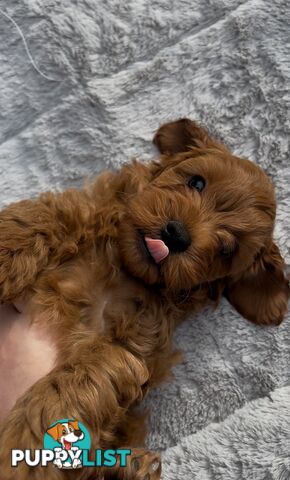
[
  {"left": 47, "top": 421, "right": 84, "bottom": 451},
  {"left": 44, "top": 419, "right": 90, "bottom": 469}
]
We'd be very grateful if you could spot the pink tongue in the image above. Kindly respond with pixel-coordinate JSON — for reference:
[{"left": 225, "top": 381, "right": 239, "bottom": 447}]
[{"left": 144, "top": 237, "right": 169, "bottom": 264}]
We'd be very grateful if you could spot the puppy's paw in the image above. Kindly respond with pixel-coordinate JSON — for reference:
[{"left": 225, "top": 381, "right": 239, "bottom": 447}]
[{"left": 128, "top": 450, "right": 161, "bottom": 480}]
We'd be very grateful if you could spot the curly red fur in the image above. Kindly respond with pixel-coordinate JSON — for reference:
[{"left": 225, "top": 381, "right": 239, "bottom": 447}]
[{"left": 0, "top": 119, "right": 288, "bottom": 479}]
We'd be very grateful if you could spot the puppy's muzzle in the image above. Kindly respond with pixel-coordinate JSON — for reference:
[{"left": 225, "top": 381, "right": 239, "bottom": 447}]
[{"left": 161, "top": 220, "right": 191, "bottom": 252}]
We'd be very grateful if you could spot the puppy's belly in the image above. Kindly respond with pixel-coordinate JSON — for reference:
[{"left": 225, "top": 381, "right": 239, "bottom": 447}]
[{"left": 0, "top": 305, "right": 56, "bottom": 421}]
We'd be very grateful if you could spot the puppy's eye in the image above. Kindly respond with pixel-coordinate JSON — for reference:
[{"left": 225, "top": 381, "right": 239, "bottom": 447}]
[{"left": 187, "top": 175, "right": 206, "bottom": 192}]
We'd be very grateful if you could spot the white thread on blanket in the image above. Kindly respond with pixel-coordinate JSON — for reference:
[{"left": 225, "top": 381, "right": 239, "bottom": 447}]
[{"left": 0, "top": 7, "right": 61, "bottom": 82}]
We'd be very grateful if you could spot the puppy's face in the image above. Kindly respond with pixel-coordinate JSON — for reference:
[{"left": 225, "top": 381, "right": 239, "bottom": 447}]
[
  {"left": 119, "top": 119, "right": 289, "bottom": 325},
  {"left": 120, "top": 122, "right": 275, "bottom": 290}
]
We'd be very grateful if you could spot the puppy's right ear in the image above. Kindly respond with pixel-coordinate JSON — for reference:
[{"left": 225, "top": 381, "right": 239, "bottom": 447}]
[
  {"left": 225, "top": 242, "right": 289, "bottom": 326},
  {"left": 153, "top": 118, "right": 216, "bottom": 154}
]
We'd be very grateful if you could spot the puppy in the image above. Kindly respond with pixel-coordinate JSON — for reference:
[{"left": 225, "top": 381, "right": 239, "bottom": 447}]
[{"left": 0, "top": 119, "right": 288, "bottom": 480}]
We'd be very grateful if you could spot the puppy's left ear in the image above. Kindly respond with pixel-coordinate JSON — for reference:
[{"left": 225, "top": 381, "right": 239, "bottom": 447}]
[
  {"left": 225, "top": 242, "right": 289, "bottom": 326},
  {"left": 153, "top": 118, "right": 218, "bottom": 154}
]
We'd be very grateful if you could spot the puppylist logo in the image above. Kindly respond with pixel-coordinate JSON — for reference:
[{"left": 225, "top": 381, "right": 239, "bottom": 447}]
[{"left": 12, "top": 419, "right": 130, "bottom": 469}]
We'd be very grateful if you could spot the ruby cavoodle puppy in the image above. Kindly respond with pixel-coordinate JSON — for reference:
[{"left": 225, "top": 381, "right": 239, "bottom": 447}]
[{"left": 0, "top": 119, "right": 289, "bottom": 480}]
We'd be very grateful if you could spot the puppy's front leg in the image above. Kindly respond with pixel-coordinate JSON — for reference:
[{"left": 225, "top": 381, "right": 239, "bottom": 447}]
[{"left": 0, "top": 334, "right": 149, "bottom": 480}]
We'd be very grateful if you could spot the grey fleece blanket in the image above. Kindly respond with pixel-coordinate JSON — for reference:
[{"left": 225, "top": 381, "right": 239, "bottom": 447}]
[{"left": 0, "top": 0, "right": 289, "bottom": 478}]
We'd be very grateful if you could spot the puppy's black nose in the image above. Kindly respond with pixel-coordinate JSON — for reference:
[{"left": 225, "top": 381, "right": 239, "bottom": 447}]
[
  {"left": 161, "top": 221, "right": 191, "bottom": 252},
  {"left": 74, "top": 429, "right": 83, "bottom": 437}
]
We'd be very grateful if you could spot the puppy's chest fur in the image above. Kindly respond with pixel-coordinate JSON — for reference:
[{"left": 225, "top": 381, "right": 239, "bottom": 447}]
[
  {"left": 89, "top": 274, "right": 183, "bottom": 388},
  {"left": 90, "top": 274, "right": 179, "bottom": 359}
]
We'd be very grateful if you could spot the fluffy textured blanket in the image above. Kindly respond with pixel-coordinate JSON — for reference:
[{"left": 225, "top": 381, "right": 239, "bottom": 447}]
[{"left": 0, "top": 0, "right": 289, "bottom": 478}]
